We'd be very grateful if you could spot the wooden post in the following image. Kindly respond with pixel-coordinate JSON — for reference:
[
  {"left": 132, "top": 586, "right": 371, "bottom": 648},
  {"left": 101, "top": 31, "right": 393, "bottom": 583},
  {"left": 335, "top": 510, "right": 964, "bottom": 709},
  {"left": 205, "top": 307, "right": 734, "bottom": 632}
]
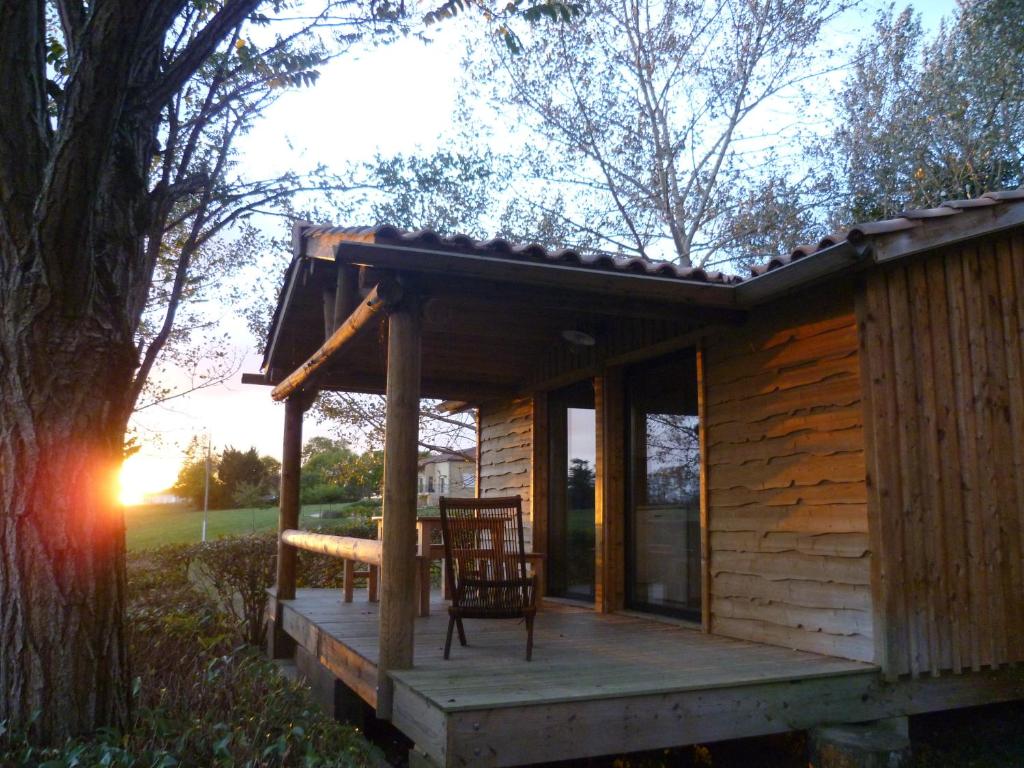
[
  {"left": 594, "top": 369, "right": 626, "bottom": 613},
  {"left": 270, "top": 389, "right": 314, "bottom": 658},
  {"left": 697, "top": 344, "right": 712, "bottom": 633},
  {"left": 530, "top": 393, "right": 549, "bottom": 567},
  {"left": 377, "top": 302, "right": 422, "bottom": 719},
  {"left": 475, "top": 408, "right": 482, "bottom": 498},
  {"left": 333, "top": 264, "right": 360, "bottom": 331}
]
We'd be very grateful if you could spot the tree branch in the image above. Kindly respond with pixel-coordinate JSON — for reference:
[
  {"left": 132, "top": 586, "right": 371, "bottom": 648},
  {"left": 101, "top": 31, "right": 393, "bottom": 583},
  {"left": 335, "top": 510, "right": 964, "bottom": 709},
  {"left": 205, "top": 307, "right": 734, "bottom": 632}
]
[
  {"left": 148, "top": 0, "right": 263, "bottom": 112},
  {"left": 0, "top": 0, "right": 48, "bottom": 256}
]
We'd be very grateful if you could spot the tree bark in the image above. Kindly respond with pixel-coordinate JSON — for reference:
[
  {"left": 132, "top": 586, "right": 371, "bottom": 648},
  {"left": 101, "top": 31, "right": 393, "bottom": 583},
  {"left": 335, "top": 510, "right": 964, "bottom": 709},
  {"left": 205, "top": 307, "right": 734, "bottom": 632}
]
[
  {"left": 0, "top": 307, "right": 136, "bottom": 741},
  {"left": 0, "top": 0, "right": 266, "bottom": 742}
]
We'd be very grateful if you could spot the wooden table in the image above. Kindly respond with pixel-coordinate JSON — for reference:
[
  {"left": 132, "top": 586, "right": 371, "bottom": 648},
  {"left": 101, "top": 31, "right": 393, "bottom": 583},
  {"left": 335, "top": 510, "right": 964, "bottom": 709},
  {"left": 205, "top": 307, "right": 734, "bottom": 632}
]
[{"left": 373, "top": 515, "right": 545, "bottom": 616}]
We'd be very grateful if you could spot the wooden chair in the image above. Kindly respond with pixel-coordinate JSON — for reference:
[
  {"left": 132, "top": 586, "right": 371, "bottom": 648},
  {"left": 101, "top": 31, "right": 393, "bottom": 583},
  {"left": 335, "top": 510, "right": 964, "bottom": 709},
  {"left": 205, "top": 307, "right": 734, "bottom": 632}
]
[{"left": 439, "top": 495, "right": 537, "bottom": 661}]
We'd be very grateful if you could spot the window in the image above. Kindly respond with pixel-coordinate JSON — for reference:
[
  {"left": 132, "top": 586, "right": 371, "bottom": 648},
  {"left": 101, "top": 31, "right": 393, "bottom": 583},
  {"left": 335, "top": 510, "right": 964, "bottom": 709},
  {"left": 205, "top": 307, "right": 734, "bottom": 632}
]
[{"left": 547, "top": 380, "right": 597, "bottom": 602}]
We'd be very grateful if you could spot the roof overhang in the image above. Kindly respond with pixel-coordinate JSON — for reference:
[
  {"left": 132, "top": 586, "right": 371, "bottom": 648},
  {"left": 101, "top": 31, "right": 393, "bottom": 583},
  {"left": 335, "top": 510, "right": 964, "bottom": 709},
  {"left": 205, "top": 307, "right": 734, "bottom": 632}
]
[{"left": 252, "top": 191, "right": 1024, "bottom": 401}]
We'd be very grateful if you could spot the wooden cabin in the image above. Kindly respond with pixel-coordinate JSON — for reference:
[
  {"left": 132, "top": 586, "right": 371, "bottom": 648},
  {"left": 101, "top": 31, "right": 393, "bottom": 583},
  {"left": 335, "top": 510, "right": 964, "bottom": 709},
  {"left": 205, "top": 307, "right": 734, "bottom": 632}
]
[{"left": 246, "top": 192, "right": 1024, "bottom": 767}]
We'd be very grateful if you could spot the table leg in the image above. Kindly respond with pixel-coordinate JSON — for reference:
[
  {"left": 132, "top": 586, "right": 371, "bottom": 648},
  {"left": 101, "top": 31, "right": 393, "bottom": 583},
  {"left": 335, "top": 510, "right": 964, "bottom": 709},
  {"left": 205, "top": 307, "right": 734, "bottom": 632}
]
[
  {"left": 343, "top": 559, "right": 355, "bottom": 603},
  {"left": 416, "top": 556, "right": 431, "bottom": 617},
  {"left": 368, "top": 565, "right": 379, "bottom": 602}
]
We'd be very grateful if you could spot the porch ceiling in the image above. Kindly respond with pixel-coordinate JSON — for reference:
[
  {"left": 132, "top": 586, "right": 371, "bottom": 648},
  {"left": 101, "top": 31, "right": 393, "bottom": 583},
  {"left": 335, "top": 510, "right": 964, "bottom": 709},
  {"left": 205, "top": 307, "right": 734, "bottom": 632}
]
[{"left": 261, "top": 256, "right": 743, "bottom": 401}]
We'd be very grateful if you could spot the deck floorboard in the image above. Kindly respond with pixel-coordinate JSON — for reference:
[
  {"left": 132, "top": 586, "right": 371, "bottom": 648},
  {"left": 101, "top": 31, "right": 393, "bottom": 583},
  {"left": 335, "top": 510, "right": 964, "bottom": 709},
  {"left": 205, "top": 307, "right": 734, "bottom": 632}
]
[
  {"left": 282, "top": 588, "right": 875, "bottom": 712},
  {"left": 277, "top": 589, "right": 1024, "bottom": 766}
]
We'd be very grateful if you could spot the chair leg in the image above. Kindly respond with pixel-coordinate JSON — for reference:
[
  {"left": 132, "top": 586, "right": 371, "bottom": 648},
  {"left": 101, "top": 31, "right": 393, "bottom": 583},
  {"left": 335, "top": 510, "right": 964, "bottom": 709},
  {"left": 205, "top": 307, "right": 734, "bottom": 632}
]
[
  {"left": 444, "top": 615, "right": 455, "bottom": 660},
  {"left": 455, "top": 616, "right": 467, "bottom": 646},
  {"left": 525, "top": 613, "right": 535, "bottom": 661}
]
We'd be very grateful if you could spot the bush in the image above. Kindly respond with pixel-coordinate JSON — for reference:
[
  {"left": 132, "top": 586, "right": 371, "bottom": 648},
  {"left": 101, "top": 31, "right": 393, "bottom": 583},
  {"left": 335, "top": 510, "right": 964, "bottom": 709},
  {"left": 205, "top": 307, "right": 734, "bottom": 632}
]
[
  {"left": 0, "top": 550, "right": 378, "bottom": 767},
  {"left": 301, "top": 484, "right": 352, "bottom": 505},
  {"left": 343, "top": 500, "right": 381, "bottom": 518},
  {"left": 188, "top": 522, "right": 378, "bottom": 629},
  {"left": 192, "top": 534, "right": 277, "bottom": 646}
]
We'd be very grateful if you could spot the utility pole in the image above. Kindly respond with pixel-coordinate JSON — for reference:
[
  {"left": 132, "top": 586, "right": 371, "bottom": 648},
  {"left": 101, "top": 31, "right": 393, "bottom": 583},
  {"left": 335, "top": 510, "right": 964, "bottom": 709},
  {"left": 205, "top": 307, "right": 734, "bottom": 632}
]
[{"left": 202, "top": 435, "right": 211, "bottom": 543}]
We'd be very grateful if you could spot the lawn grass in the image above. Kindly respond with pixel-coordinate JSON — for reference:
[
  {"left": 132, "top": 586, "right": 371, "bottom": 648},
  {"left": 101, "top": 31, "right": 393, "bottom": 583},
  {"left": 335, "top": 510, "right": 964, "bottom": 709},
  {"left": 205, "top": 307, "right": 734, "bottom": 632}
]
[{"left": 125, "top": 501, "right": 373, "bottom": 551}]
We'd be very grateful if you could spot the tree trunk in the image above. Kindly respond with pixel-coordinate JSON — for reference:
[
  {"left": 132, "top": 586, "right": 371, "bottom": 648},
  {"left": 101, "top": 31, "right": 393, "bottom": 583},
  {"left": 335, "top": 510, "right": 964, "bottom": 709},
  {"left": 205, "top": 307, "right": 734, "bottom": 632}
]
[
  {"left": 0, "top": 0, "right": 267, "bottom": 744},
  {"left": 0, "top": 302, "right": 135, "bottom": 741}
]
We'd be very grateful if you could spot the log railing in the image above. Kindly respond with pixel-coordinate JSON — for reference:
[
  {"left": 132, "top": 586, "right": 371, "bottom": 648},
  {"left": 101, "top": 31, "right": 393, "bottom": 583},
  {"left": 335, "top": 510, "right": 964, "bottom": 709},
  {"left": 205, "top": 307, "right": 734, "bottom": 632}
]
[{"left": 281, "top": 530, "right": 381, "bottom": 604}]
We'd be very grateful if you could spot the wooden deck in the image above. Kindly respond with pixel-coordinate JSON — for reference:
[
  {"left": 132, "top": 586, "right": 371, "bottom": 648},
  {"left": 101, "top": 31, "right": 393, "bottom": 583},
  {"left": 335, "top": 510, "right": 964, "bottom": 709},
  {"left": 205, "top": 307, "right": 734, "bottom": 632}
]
[
  {"left": 277, "top": 588, "right": 915, "bottom": 766},
  {"left": 275, "top": 589, "right": 1024, "bottom": 766}
]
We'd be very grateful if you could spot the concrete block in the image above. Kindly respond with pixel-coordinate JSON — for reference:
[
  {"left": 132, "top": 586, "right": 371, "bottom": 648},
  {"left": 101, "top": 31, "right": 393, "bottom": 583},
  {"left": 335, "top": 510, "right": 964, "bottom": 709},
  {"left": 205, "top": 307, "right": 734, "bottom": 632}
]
[{"left": 809, "top": 717, "right": 911, "bottom": 768}]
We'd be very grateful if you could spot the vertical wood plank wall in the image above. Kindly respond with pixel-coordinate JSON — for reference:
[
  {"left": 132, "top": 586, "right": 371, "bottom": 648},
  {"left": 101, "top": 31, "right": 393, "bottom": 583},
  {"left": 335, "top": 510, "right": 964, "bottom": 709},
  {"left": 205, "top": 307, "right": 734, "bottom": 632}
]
[
  {"left": 704, "top": 287, "right": 874, "bottom": 662},
  {"left": 859, "top": 231, "right": 1024, "bottom": 677},
  {"left": 479, "top": 397, "right": 535, "bottom": 548}
]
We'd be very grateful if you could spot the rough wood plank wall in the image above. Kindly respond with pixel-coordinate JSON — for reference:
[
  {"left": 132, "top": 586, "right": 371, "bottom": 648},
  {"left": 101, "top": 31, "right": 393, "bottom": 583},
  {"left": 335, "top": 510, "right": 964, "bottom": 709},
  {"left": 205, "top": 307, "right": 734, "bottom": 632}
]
[
  {"left": 859, "top": 229, "right": 1024, "bottom": 678},
  {"left": 479, "top": 397, "right": 534, "bottom": 548},
  {"left": 705, "top": 286, "right": 874, "bottom": 662}
]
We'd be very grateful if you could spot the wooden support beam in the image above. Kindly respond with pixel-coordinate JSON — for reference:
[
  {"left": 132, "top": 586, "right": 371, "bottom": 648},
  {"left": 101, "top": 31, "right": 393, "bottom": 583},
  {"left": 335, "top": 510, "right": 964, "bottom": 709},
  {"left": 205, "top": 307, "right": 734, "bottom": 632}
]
[
  {"left": 270, "top": 389, "right": 315, "bottom": 658},
  {"left": 420, "top": 278, "right": 749, "bottom": 322},
  {"left": 594, "top": 369, "right": 626, "bottom": 613},
  {"left": 377, "top": 303, "right": 423, "bottom": 720},
  {"left": 250, "top": 369, "right": 516, "bottom": 402},
  {"left": 272, "top": 279, "right": 402, "bottom": 401},
  {"left": 697, "top": 343, "right": 711, "bottom": 633},
  {"left": 475, "top": 408, "right": 483, "bottom": 499},
  {"left": 281, "top": 530, "right": 383, "bottom": 565},
  {"left": 333, "top": 264, "right": 360, "bottom": 331}
]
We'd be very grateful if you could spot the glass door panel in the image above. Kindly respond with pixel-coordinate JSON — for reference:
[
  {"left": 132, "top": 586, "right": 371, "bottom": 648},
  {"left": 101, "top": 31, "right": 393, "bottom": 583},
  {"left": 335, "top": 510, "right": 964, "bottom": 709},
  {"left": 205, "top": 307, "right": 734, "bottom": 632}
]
[
  {"left": 627, "top": 352, "right": 702, "bottom": 619},
  {"left": 547, "top": 382, "right": 596, "bottom": 602}
]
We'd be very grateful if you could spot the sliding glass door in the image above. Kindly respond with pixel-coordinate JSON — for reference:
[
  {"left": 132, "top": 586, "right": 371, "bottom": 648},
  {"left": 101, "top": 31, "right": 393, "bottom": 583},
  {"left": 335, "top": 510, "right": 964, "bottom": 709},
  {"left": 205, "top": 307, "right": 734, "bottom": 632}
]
[
  {"left": 626, "top": 351, "right": 702, "bottom": 620},
  {"left": 547, "top": 381, "right": 596, "bottom": 602}
]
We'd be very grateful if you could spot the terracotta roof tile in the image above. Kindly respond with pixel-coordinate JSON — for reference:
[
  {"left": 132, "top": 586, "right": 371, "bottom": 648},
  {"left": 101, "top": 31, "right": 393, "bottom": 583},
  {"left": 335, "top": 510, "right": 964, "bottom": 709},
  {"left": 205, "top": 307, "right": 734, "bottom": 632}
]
[
  {"left": 301, "top": 187, "right": 1024, "bottom": 285},
  {"left": 304, "top": 223, "right": 747, "bottom": 284}
]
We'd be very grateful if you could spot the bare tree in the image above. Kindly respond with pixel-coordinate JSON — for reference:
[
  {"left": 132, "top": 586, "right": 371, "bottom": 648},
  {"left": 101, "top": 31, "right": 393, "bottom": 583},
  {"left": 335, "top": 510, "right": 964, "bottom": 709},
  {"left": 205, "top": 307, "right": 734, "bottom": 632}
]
[{"left": 468, "top": 0, "right": 853, "bottom": 267}]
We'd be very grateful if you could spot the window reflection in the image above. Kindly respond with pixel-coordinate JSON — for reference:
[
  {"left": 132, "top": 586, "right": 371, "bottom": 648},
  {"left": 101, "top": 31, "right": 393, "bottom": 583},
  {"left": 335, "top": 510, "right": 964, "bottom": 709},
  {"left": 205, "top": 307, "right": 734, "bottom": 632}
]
[
  {"left": 548, "top": 383, "right": 596, "bottom": 602},
  {"left": 628, "top": 351, "right": 701, "bottom": 620}
]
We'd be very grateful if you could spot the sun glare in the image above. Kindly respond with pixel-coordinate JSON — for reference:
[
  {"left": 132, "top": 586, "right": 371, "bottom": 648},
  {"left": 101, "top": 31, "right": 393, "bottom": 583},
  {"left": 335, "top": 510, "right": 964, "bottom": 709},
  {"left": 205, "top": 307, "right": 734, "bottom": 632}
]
[{"left": 119, "top": 454, "right": 178, "bottom": 507}]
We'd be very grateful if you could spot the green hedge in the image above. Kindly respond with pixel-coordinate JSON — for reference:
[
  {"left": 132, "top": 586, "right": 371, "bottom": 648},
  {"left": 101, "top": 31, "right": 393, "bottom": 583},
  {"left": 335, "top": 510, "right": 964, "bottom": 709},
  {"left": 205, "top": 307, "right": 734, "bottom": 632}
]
[{"left": 0, "top": 540, "right": 379, "bottom": 767}]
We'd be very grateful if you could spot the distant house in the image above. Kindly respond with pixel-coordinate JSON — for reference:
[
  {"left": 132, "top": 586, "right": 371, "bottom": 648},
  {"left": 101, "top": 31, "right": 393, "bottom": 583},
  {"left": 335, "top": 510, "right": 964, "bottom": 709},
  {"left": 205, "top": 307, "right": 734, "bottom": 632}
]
[
  {"left": 142, "top": 491, "right": 186, "bottom": 506},
  {"left": 417, "top": 450, "right": 475, "bottom": 507}
]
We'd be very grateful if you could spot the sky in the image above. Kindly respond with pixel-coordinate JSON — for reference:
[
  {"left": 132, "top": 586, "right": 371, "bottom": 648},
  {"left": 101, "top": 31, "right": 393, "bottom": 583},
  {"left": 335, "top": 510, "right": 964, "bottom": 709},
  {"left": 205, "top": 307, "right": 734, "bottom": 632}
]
[{"left": 121, "top": 0, "right": 959, "bottom": 501}]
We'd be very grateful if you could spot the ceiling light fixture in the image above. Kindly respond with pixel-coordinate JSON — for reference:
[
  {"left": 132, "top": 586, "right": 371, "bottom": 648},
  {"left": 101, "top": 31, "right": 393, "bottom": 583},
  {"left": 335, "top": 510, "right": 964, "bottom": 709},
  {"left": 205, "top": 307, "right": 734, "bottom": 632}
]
[{"left": 561, "top": 329, "right": 596, "bottom": 347}]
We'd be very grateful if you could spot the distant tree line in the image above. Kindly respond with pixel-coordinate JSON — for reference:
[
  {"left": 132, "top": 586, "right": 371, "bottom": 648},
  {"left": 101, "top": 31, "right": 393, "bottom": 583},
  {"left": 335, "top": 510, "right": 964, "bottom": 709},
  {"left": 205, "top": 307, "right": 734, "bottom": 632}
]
[
  {"left": 170, "top": 436, "right": 385, "bottom": 509},
  {"left": 299, "top": 437, "right": 384, "bottom": 504},
  {"left": 172, "top": 439, "right": 280, "bottom": 510}
]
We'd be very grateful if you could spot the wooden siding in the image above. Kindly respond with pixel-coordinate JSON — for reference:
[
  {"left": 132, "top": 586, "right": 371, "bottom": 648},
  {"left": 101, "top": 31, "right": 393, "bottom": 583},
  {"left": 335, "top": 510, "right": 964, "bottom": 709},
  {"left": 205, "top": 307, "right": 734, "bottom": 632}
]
[
  {"left": 478, "top": 397, "right": 534, "bottom": 547},
  {"left": 859, "top": 230, "right": 1024, "bottom": 677},
  {"left": 705, "top": 287, "right": 874, "bottom": 662}
]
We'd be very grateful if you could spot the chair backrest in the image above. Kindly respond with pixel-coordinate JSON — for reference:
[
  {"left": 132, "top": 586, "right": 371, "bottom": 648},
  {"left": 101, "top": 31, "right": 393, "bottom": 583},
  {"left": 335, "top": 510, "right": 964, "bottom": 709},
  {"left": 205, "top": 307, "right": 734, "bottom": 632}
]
[{"left": 439, "top": 495, "right": 528, "bottom": 606}]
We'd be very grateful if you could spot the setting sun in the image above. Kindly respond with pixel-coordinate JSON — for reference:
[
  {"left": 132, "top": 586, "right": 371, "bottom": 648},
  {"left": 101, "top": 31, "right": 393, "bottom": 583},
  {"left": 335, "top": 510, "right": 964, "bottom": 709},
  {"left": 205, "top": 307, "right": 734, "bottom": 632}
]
[{"left": 119, "top": 454, "right": 179, "bottom": 506}]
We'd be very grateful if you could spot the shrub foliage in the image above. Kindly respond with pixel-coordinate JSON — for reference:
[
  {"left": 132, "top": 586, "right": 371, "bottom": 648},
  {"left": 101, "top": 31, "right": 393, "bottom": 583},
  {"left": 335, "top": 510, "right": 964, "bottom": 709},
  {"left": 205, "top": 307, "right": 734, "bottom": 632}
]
[{"left": 0, "top": 539, "right": 379, "bottom": 767}]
